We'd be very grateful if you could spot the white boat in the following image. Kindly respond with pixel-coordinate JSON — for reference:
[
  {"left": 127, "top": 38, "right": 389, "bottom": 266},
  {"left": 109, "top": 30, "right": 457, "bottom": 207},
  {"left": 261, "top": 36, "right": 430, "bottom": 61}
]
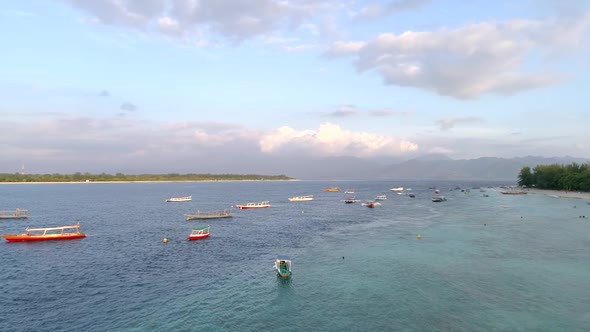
[
  {"left": 165, "top": 196, "right": 192, "bottom": 202},
  {"left": 288, "top": 195, "right": 314, "bottom": 202},
  {"left": 344, "top": 189, "right": 355, "bottom": 194},
  {"left": 236, "top": 201, "right": 271, "bottom": 209},
  {"left": 432, "top": 196, "right": 447, "bottom": 202},
  {"left": 375, "top": 195, "right": 387, "bottom": 201},
  {"left": 274, "top": 256, "right": 292, "bottom": 279},
  {"left": 389, "top": 187, "right": 404, "bottom": 191},
  {"left": 362, "top": 201, "right": 381, "bottom": 208}
]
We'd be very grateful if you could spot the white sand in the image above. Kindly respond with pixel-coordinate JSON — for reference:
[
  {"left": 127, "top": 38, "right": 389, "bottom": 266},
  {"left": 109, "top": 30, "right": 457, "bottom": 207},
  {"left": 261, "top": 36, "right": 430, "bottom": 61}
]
[{"left": 527, "top": 188, "right": 590, "bottom": 201}]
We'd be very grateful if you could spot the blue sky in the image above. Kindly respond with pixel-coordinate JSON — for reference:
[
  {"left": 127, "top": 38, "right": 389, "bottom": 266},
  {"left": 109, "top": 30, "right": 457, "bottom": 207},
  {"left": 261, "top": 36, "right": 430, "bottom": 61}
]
[{"left": 1, "top": 0, "right": 589, "bottom": 174}]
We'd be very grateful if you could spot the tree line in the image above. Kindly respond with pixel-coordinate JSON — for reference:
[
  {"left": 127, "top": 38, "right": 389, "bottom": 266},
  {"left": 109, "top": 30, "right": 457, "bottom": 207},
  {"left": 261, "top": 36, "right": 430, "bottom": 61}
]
[
  {"left": 0, "top": 173, "right": 294, "bottom": 183},
  {"left": 518, "top": 163, "right": 590, "bottom": 191}
]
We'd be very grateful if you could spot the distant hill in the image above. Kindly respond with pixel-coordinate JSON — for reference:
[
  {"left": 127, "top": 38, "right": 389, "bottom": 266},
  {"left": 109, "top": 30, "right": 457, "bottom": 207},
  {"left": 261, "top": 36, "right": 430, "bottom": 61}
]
[
  {"left": 379, "top": 156, "right": 590, "bottom": 181},
  {"left": 284, "top": 155, "right": 590, "bottom": 180}
]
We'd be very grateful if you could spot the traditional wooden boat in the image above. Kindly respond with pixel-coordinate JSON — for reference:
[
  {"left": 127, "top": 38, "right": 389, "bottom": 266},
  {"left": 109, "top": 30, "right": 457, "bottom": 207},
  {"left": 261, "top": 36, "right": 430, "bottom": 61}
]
[
  {"left": 274, "top": 255, "right": 292, "bottom": 279},
  {"left": 432, "top": 196, "right": 447, "bottom": 202},
  {"left": 2, "top": 223, "right": 86, "bottom": 242},
  {"left": 288, "top": 195, "right": 314, "bottom": 202},
  {"left": 236, "top": 201, "right": 271, "bottom": 209},
  {"left": 323, "top": 187, "right": 340, "bottom": 192},
  {"left": 0, "top": 208, "right": 29, "bottom": 219},
  {"left": 165, "top": 196, "right": 192, "bottom": 202},
  {"left": 185, "top": 209, "right": 233, "bottom": 221},
  {"left": 188, "top": 225, "right": 210, "bottom": 241},
  {"left": 342, "top": 197, "right": 359, "bottom": 204},
  {"left": 362, "top": 201, "right": 381, "bottom": 208}
]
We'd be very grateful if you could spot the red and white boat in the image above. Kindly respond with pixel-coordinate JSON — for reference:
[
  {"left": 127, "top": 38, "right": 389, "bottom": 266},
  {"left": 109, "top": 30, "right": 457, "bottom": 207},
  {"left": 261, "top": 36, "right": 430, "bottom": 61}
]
[
  {"left": 188, "top": 225, "right": 210, "bottom": 241},
  {"left": 2, "top": 223, "right": 86, "bottom": 243},
  {"left": 236, "top": 201, "right": 271, "bottom": 210}
]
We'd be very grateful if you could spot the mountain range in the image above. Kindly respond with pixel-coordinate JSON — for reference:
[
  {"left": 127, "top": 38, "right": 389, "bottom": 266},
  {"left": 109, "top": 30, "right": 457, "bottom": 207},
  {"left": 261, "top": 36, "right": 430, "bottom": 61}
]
[{"left": 284, "top": 155, "right": 590, "bottom": 181}]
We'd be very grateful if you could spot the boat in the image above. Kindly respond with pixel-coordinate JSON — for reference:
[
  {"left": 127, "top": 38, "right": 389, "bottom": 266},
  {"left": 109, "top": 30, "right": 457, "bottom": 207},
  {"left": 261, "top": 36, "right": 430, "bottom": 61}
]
[
  {"left": 389, "top": 187, "right": 404, "bottom": 191},
  {"left": 2, "top": 223, "right": 86, "bottom": 242},
  {"left": 408, "top": 193, "right": 416, "bottom": 198},
  {"left": 323, "top": 187, "right": 340, "bottom": 192},
  {"left": 0, "top": 208, "right": 29, "bottom": 219},
  {"left": 187, "top": 225, "right": 210, "bottom": 241},
  {"left": 236, "top": 201, "right": 271, "bottom": 209},
  {"left": 342, "top": 197, "right": 359, "bottom": 204},
  {"left": 274, "top": 255, "right": 292, "bottom": 279},
  {"left": 344, "top": 189, "right": 355, "bottom": 194},
  {"left": 362, "top": 201, "right": 381, "bottom": 208},
  {"left": 288, "top": 195, "right": 314, "bottom": 202},
  {"left": 375, "top": 195, "right": 387, "bottom": 201},
  {"left": 185, "top": 209, "right": 233, "bottom": 221},
  {"left": 432, "top": 196, "right": 447, "bottom": 202},
  {"left": 165, "top": 196, "right": 192, "bottom": 202}
]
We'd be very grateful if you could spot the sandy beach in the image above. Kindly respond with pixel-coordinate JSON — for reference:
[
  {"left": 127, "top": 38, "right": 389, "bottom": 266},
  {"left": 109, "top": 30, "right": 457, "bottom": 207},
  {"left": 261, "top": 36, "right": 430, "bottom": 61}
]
[
  {"left": 0, "top": 179, "right": 299, "bottom": 185},
  {"left": 527, "top": 188, "right": 590, "bottom": 201}
]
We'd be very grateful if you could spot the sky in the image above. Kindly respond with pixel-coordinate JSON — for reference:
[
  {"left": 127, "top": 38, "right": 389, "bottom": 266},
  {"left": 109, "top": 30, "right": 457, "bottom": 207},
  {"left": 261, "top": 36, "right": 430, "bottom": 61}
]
[{"left": 1, "top": 0, "right": 589, "bottom": 175}]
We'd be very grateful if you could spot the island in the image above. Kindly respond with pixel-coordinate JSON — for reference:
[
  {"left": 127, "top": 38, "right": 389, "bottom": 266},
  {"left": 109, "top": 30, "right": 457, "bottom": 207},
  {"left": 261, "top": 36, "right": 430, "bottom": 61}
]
[{"left": 0, "top": 173, "right": 295, "bottom": 183}]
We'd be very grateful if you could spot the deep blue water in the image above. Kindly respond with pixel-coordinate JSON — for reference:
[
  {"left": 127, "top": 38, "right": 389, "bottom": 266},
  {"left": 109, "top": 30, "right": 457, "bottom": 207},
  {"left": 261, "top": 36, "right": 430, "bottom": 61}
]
[{"left": 1, "top": 181, "right": 590, "bottom": 331}]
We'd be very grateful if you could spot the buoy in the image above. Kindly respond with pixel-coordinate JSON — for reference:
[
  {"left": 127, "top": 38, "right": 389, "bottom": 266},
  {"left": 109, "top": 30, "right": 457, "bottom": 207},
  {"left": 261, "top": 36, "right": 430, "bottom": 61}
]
[
  {"left": 163, "top": 238, "right": 168, "bottom": 244},
  {"left": 417, "top": 234, "right": 422, "bottom": 240}
]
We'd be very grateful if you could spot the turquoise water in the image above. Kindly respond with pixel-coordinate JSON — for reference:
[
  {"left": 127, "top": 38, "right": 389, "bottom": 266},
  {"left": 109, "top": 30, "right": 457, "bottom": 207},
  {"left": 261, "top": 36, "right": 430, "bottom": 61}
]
[{"left": 1, "top": 181, "right": 589, "bottom": 331}]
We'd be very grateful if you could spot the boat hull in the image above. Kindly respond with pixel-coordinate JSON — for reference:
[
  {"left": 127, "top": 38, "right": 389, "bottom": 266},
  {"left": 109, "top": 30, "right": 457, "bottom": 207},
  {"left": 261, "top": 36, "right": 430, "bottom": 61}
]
[
  {"left": 237, "top": 205, "right": 270, "bottom": 210},
  {"left": 2, "top": 234, "right": 86, "bottom": 243},
  {"left": 185, "top": 214, "right": 232, "bottom": 221},
  {"left": 187, "top": 234, "right": 210, "bottom": 241},
  {"left": 0, "top": 216, "right": 29, "bottom": 220}
]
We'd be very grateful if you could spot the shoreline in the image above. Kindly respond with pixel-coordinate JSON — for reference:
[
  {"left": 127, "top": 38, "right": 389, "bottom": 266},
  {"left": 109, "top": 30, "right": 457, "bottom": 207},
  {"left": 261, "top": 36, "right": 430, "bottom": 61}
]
[
  {"left": 0, "top": 179, "right": 300, "bottom": 185},
  {"left": 526, "top": 188, "right": 590, "bottom": 201}
]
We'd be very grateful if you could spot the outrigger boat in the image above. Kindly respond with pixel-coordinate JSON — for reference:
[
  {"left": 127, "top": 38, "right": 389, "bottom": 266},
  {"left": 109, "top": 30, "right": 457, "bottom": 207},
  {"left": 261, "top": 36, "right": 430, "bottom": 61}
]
[
  {"left": 0, "top": 208, "right": 29, "bottom": 220},
  {"left": 236, "top": 201, "right": 271, "bottom": 210},
  {"left": 185, "top": 209, "right": 233, "bottom": 221},
  {"left": 288, "top": 195, "right": 314, "bottom": 202},
  {"left": 2, "top": 223, "right": 86, "bottom": 242},
  {"left": 274, "top": 255, "right": 292, "bottom": 279},
  {"left": 432, "top": 196, "right": 447, "bottom": 202},
  {"left": 342, "top": 197, "right": 360, "bottom": 204},
  {"left": 165, "top": 196, "right": 192, "bottom": 202},
  {"left": 362, "top": 201, "right": 381, "bottom": 208},
  {"left": 188, "top": 225, "right": 210, "bottom": 241}
]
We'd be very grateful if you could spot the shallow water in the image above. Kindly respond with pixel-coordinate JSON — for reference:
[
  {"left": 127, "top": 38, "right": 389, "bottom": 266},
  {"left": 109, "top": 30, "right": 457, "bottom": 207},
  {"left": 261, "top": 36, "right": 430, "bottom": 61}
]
[{"left": 1, "top": 181, "right": 589, "bottom": 331}]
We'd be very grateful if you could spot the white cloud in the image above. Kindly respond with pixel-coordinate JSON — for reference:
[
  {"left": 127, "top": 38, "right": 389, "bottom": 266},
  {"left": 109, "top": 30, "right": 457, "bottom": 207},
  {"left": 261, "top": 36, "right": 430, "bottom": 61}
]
[
  {"left": 66, "top": 0, "right": 341, "bottom": 42},
  {"left": 259, "top": 123, "right": 418, "bottom": 157},
  {"left": 353, "top": 0, "right": 431, "bottom": 20},
  {"left": 157, "top": 16, "right": 182, "bottom": 36},
  {"left": 325, "top": 17, "right": 589, "bottom": 98},
  {"left": 436, "top": 117, "right": 484, "bottom": 131}
]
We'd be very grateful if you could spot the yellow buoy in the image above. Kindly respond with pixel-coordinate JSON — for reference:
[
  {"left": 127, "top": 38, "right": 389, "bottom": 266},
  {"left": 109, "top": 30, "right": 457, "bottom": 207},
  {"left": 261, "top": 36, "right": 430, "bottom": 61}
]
[
  {"left": 417, "top": 234, "right": 422, "bottom": 240},
  {"left": 163, "top": 238, "right": 168, "bottom": 244}
]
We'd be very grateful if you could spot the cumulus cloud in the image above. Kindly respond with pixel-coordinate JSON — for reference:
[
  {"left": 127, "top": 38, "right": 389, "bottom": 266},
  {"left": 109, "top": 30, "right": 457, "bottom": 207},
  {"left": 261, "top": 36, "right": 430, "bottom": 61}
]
[
  {"left": 324, "top": 16, "right": 590, "bottom": 98},
  {"left": 436, "top": 117, "right": 484, "bottom": 131},
  {"left": 65, "top": 0, "right": 339, "bottom": 42},
  {"left": 259, "top": 123, "right": 418, "bottom": 157}
]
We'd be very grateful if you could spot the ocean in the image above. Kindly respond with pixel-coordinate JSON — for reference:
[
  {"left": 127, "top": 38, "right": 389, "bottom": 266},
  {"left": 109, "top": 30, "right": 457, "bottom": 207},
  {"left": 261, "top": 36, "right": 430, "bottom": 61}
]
[{"left": 1, "top": 181, "right": 589, "bottom": 331}]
